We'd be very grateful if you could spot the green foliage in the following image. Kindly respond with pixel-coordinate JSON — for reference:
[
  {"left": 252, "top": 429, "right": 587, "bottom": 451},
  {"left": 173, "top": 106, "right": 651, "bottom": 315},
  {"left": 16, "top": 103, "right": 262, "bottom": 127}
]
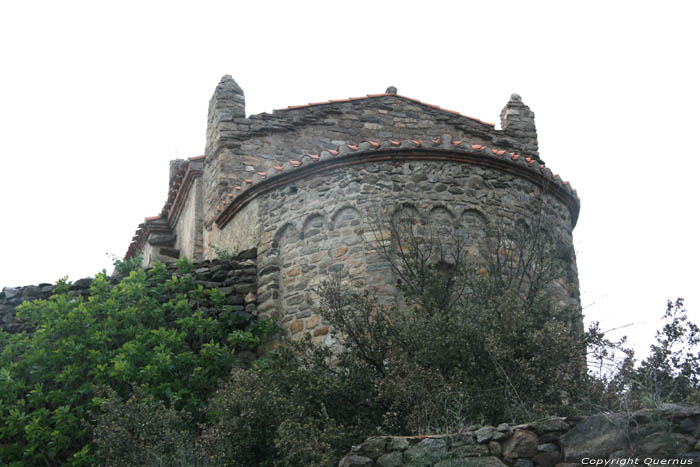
[
  {"left": 315, "top": 213, "right": 587, "bottom": 429},
  {"left": 92, "top": 386, "right": 201, "bottom": 467},
  {"left": 633, "top": 298, "right": 699, "bottom": 404},
  {"left": 210, "top": 245, "right": 238, "bottom": 260},
  {"left": 2, "top": 212, "right": 697, "bottom": 466},
  {"left": 227, "top": 318, "right": 277, "bottom": 351},
  {"left": 585, "top": 298, "right": 700, "bottom": 413},
  {"left": 199, "top": 341, "right": 375, "bottom": 466},
  {"left": 175, "top": 256, "right": 194, "bottom": 274},
  {"left": 0, "top": 264, "right": 272, "bottom": 466},
  {"left": 112, "top": 254, "right": 143, "bottom": 275}
]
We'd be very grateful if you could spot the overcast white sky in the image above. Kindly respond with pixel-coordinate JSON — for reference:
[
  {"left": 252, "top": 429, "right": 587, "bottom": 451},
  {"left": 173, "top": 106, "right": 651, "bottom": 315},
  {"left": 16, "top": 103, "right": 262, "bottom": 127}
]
[{"left": 1, "top": 1, "right": 698, "bottom": 359}]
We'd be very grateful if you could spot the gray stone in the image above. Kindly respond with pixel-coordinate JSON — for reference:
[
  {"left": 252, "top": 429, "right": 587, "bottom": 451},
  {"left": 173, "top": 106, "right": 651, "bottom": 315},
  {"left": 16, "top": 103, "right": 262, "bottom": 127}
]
[
  {"left": 22, "top": 284, "right": 43, "bottom": 297},
  {"left": 532, "top": 418, "right": 569, "bottom": 434},
  {"left": 502, "top": 429, "right": 538, "bottom": 458},
  {"left": 559, "top": 413, "right": 629, "bottom": 461},
  {"left": 476, "top": 426, "right": 495, "bottom": 443},
  {"left": 376, "top": 451, "right": 403, "bottom": 467},
  {"left": 2, "top": 287, "right": 20, "bottom": 300},
  {"left": 404, "top": 437, "right": 448, "bottom": 464},
  {"left": 496, "top": 423, "right": 512, "bottom": 433},
  {"left": 338, "top": 454, "right": 373, "bottom": 467},
  {"left": 238, "top": 248, "right": 257, "bottom": 260},
  {"left": 450, "top": 442, "right": 489, "bottom": 457},
  {"left": 387, "top": 437, "right": 410, "bottom": 452},
  {"left": 434, "top": 457, "right": 508, "bottom": 467},
  {"left": 533, "top": 451, "right": 560, "bottom": 467},
  {"left": 360, "top": 436, "right": 387, "bottom": 459},
  {"left": 513, "top": 460, "right": 533, "bottom": 467},
  {"left": 148, "top": 233, "right": 176, "bottom": 246}
]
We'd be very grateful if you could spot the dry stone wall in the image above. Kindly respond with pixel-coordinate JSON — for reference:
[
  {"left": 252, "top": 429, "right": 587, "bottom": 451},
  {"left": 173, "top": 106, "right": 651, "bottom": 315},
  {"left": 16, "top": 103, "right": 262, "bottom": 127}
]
[
  {"left": 339, "top": 404, "right": 700, "bottom": 466},
  {"left": 0, "top": 280, "right": 90, "bottom": 334},
  {"left": 0, "top": 249, "right": 259, "bottom": 335}
]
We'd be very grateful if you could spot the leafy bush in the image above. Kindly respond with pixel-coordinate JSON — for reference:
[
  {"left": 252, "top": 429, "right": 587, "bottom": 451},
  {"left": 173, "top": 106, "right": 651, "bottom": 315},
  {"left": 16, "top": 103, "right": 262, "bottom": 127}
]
[
  {"left": 198, "top": 340, "right": 376, "bottom": 466},
  {"left": 585, "top": 298, "right": 699, "bottom": 413},
  {"left": 0, "top": 263, "right": 272, "bottom": 466},
  {"left": 112, "top": 254, "right": 143, "bottom": 275},
  {"left": 210, "top": 245, "right": 238, "bottom": 260},
  {"left": 92, "top": 387, "right": 200, "bottom": 467},
  {"left": 2, "top": 210, "right": 697, "bottom": 466}
]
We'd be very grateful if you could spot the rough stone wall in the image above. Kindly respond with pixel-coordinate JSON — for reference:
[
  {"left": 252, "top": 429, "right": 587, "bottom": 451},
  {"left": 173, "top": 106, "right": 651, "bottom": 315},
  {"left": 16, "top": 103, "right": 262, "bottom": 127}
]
[
  {"left": 339, "top": 404, "right": 700, "bottom": 466},
  {"left": 0, "top": 249, "right": 259, "bottom": 335},
  {"left": 202, "top": 76, "right": 542, "bottom": 233},
  {"left": 206, "top": 196, "right": 262, "bottom": 254},
  {"left": 213, "top": 158, "right": 579, "bottom": 343},
  {"left": 124, "top": 76, "right": 581, "bottom": 343},
  {"left": 0, "top": 281, "right": 90, "bottom": 334}
]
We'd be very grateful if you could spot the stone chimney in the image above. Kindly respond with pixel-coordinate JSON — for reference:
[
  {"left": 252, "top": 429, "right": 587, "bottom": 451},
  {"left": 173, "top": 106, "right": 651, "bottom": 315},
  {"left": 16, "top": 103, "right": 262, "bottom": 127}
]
[
  {"left": 500, "top": 93, "right": 539, "bottom": 160},
  {"left": 205, "top": 75, "right": 246, "bottom": 156}
]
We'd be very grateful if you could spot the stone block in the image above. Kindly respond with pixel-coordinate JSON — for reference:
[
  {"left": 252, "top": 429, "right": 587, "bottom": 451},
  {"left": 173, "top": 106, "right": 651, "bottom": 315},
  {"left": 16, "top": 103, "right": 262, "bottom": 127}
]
[
  {"left": 290, "top": 320, "right": 303, "bottom": 334},
  {"left": 502, "top": 429, "right": 538, "bottom": 458}
]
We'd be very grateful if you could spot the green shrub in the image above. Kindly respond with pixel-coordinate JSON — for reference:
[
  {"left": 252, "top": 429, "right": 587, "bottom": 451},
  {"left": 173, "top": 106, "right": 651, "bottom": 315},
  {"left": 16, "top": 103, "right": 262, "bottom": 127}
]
[
  {"left": 211, "top": 245, "right": 237, "bottom": 260},
  {"left": 0, "top": 264, "right": 272, "bottom": 465},
  {"left": 93, "top": 387, "right": 201, "bottom": 467},
  {"left": 112, "top": 254, "right": 143, "bottom": 275},
  {"left": 198, "top": 339, "right": 377, "bottom": 466}
]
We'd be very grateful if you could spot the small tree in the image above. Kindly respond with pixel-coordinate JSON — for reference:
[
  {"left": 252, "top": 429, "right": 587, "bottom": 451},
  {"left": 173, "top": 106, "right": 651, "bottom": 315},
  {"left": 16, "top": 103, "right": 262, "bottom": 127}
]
[{"left": 318, "top": 203, "right": 587, "bottom": 428}]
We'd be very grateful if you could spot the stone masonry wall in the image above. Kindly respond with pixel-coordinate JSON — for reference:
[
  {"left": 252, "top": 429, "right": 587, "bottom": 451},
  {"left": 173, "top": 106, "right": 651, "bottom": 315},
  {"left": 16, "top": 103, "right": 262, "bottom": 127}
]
[
  {"left": 339, "top": 404, "right": 700, "bottom": 466},
  {"left": 0, "top": 248, "right": 259, "bottom": 335},
  {"left": 202, "top": 76, "right": 541, "bottom": 234},
  {"left": 173, "top": 177, "right": 204, "bottom": 261},
  {"left": 211, "top": 157, "right": 580, "bottom": 343},
  {"left": 125, "top": 76, "right": 581, "bottom": 347}
]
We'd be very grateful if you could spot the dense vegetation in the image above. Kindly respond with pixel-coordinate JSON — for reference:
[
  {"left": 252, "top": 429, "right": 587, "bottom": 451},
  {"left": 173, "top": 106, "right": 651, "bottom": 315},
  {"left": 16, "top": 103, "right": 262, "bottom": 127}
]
[
  {"left": 0, "top": 259, "right": 275, "bottom": 465},
  {"left": 1, "top": 219, "right": 698, "bottom": 466}
]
